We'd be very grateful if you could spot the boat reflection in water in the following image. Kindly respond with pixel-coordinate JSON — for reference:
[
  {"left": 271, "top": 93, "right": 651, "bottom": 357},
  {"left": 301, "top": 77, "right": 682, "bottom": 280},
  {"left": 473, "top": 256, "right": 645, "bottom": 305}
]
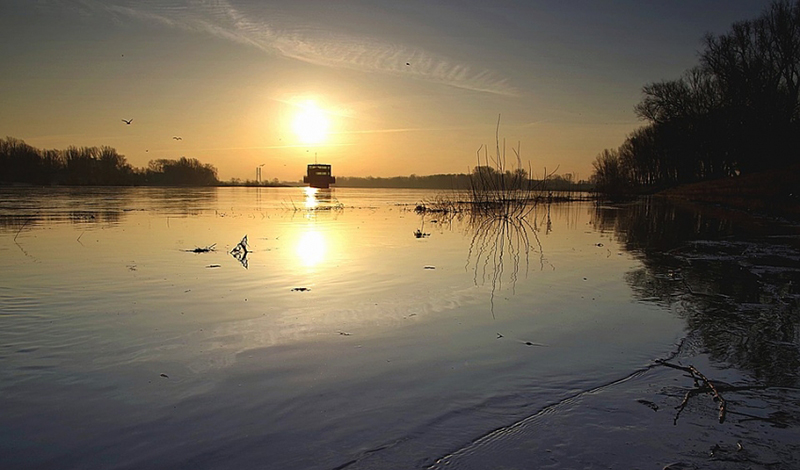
[
  {"left": 295, "top": 187, "right": 341, "bottom": 272},
  {"left": 302, "top": 187, "right": 337, "bottom": 211}
]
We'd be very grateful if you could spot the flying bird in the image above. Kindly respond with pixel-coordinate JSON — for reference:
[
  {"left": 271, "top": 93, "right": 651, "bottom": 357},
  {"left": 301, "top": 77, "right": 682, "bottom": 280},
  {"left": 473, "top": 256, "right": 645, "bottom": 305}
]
[
  {"left": 172, "top": 136, "right": 182, "bottom": 140},
  {"left": 122, "top": 119, "right": 133, "bottom": 125}
]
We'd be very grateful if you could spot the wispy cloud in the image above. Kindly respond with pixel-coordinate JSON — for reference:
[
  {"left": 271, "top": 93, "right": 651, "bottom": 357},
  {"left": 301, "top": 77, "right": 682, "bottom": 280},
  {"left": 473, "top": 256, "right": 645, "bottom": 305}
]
[
  {"left": 334, "top": 125, "right": 481, "bottom": 135},
  {"left": 152, "top": 143, "right": 355, "bottom": 153},
  {"left": 75, "top": 0, "right": 517, "bottom": 96}
]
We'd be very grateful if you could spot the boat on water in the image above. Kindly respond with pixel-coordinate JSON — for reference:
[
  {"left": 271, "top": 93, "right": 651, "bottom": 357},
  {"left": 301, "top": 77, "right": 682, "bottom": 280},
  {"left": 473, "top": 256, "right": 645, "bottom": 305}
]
[{"left": 304, "top": 163, "right": 335, "bottom": 189}]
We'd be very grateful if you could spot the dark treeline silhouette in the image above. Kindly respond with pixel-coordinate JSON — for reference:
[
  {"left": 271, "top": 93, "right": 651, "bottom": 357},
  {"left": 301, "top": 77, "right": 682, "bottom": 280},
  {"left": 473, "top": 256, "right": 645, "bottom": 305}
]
[
  {"left": 337, "top": 167, "right": 592, "bottom": 191},
  {"left": 337, "top": 173, "right": 473, "bottom": 189},
  {"left": 1, "top": 137, "right": 218, "bottom": 186},
  {"left": 145, "top": 158, "right": 218, "bottom": 186},
  {"left": 592, "top": 0, "right": 800, "bottom": 195},
  {"left": 2, "top": 135, "right": 595, "bottom": 190}
]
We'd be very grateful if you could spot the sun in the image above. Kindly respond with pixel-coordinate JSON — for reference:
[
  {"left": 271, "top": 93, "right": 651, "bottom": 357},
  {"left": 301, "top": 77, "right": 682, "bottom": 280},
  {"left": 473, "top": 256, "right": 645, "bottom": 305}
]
[{"left": 292, "top": 101, "right": 329, "bottom": 145}]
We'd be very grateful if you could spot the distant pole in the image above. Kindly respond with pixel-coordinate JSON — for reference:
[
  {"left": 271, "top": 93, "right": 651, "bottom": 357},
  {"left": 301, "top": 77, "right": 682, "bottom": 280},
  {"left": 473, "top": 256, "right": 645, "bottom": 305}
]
[{"left": 257, "top": 164, "right": 265, "bottom": 184}]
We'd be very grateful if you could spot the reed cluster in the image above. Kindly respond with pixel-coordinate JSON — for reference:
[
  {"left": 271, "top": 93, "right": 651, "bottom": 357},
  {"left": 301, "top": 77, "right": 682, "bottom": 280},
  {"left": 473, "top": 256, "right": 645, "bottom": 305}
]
[
  {"left": 467, "top": 137, "right": 546, "bottom": 220},
  {"left": 416, "top": 117, "right": 551, "bottom": 220}
]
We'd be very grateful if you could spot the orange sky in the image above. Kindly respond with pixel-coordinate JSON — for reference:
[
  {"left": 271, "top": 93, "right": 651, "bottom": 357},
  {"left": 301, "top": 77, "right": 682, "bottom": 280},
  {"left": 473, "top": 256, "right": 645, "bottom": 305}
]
[{"left": 0, "top": 1, "right": 772, "bottom": 182}]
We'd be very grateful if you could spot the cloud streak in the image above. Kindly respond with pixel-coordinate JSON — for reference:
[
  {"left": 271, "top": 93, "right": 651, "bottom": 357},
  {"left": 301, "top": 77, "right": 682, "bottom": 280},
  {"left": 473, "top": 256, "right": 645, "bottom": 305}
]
[
  {"left": 334, "top": 125, "right": 482, "bottom": 135},
  {"left": 79, "top": 0, "right": 516, "bottom": 96}
]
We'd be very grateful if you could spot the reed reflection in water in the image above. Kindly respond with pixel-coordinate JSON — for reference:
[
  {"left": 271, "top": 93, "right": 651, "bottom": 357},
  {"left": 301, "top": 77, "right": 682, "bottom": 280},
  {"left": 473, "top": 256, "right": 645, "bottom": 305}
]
[
  {"left": 417, "top": 195, "right": 569, "bottom": 317},
  {"left": 465, "top": 211, "right": 542, "bottom": 315}
]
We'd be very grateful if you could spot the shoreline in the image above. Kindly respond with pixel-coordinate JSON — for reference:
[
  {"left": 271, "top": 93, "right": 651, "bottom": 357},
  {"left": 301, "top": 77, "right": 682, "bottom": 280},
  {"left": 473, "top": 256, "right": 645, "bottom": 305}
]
[{"left": 657, "top": 164, "right": 800, "bottom": 222}]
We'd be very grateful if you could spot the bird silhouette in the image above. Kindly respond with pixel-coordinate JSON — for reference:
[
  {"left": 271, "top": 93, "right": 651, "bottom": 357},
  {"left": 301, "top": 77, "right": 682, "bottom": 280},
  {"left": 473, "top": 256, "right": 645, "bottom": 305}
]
[
  {"left": 172, "top": 136, "right": 182, "bottom": 140},
  {"left": 122, "top": 119, "right": 133, "bottom": 125}
]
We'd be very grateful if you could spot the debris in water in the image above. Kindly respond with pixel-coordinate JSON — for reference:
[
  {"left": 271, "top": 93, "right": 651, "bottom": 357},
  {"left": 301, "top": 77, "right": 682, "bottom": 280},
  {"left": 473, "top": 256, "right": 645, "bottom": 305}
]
[
  {"left": 656, "top": 360, "right": 730, "bottom": 424},
  {"left": 496, "top": 333, "right": 503, "bottom": 339},
  {"left": 291, "top": 287, "right": 310, "bottom": 292},
  {"left": 709, "top": 443, "right": 721, "bottom": 457},
  {"left": 206, "top": 264, "right": 221, "bottom": 268},
  {"left": 413, "top": 229, "right": 430, "bottom": 238},
  {"left": 231, "top": 235, "right": 248, "bottom": 255},
  {"left": 186, "top": 243, "right": 216, "bottom": 253},
  {"left": 662, "top": 463, "right": 697, "bottom": 470},
  {"left": 338, "top": 331, "right": 351, "bottom": 336},
  {"left": 424, "top": 265, "right": 436, "bottom": 269},
  {"left": 160, "top": 373, "right": 169, "bottom": 378},
  {"left": 230, "top": 235, "right": 249, "bottom": 268},
  {"left": 637, "top": 399, "right": 659, "bottom": 411}
]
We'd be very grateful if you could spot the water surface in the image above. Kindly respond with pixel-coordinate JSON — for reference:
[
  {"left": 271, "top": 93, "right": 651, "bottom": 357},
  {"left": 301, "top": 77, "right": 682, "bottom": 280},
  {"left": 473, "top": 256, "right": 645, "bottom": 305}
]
[{"left": 1, "top": 187, "right": 797, "bottom": 469}]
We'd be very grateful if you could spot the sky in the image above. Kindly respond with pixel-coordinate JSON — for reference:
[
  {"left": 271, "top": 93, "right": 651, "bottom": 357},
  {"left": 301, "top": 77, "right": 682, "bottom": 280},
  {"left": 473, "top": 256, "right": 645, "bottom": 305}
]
[{"left": 0, "top": 0, "right": 774, "bottom": 182}]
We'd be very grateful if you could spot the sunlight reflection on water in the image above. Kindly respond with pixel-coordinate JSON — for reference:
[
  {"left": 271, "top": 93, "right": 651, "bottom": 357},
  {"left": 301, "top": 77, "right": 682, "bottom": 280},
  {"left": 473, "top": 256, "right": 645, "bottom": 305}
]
[{"left": 296, "top": 228, "right": 327, "bottom": 267}]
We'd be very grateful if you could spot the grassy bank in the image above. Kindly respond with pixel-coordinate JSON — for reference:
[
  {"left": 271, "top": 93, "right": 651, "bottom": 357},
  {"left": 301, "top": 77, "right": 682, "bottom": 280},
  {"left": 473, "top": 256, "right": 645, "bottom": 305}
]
[{"left": 658, "top": 164, "right": 800, "bottom": 221}]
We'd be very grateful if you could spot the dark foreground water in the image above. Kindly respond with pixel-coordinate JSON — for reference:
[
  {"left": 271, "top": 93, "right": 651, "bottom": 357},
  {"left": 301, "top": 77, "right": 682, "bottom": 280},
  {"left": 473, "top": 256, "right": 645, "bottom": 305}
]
[{"left": 1, "top": 187, "right": 798, "bottom": 469}]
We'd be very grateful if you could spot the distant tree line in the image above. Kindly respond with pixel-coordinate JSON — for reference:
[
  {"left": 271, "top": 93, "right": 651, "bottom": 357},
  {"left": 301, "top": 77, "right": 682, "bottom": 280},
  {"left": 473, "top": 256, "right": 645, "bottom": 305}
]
[
  {"left": 0, "top": 137, "right": 218, "bottom": 186},
  {"left": 336, "top": 167, "right": 592, "bottom": 191},
  {"left": 592, "top": 0, "right": 800, "bottom": 195},
  {"left": 1, "top": 135, "right": 595, "bottom": 190},
  {"left": 336, "top": 173, "right": 473, "bottom": 189}
]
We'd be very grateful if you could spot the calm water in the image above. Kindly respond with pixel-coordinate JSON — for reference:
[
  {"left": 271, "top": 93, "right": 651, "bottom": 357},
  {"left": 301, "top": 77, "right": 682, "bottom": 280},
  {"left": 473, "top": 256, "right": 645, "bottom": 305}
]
[{"left": 1, "top": 187, "right": 798, "bottom": 469}]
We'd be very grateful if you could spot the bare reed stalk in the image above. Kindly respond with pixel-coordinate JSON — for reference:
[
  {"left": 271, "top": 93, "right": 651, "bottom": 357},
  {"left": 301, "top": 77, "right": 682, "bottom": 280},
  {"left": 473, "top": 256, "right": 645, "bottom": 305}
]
[
  {"left": 466, "top": 115, "right": 550, "bottom": 220},
  {"left": 415, "top": 115, "right": 559, "bottom": 222}
]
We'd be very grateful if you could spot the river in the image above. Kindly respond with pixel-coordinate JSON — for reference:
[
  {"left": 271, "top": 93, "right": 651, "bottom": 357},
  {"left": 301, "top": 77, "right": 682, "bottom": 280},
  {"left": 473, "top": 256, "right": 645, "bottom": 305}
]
[{"left": 1, "top": 186, "right": 798, "bottom": 469}]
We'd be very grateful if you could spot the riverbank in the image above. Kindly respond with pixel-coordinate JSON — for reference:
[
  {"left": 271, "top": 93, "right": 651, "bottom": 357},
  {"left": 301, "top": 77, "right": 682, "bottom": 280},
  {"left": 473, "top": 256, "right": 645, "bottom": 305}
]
[{"left": 658, "top": 164, "right": 800, "bottom": 221}]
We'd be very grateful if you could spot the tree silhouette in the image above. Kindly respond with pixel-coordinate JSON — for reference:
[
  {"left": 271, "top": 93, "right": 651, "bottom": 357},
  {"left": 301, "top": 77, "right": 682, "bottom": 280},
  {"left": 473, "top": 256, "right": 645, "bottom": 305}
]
[
  {"left": 0, "top": 137, "right": 218, "bottom": 187},
  {"left": 593, "top": 0, "right": 800, "bottom": 193}
]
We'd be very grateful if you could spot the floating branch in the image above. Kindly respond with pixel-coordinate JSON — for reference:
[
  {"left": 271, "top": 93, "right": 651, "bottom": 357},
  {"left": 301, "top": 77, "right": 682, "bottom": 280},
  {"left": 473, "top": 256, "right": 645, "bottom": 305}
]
[{"left": 656, "top": 360, "right": 728, "bottom": 424}]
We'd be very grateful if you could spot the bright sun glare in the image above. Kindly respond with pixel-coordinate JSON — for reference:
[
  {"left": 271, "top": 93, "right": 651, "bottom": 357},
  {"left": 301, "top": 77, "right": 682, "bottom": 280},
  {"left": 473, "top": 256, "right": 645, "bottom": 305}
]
[
  {"left": 292, "top": 101, "right": 329, "bottom": 145},
  {"left": 296, "top": 229, "right": 326, "bottom": 267}
]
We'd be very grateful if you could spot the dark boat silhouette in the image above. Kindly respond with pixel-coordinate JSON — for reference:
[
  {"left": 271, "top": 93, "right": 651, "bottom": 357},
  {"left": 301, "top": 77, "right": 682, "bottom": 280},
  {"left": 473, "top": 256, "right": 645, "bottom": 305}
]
[{"left": 304, "top": 163, "right": 335, "bottom": 189}]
